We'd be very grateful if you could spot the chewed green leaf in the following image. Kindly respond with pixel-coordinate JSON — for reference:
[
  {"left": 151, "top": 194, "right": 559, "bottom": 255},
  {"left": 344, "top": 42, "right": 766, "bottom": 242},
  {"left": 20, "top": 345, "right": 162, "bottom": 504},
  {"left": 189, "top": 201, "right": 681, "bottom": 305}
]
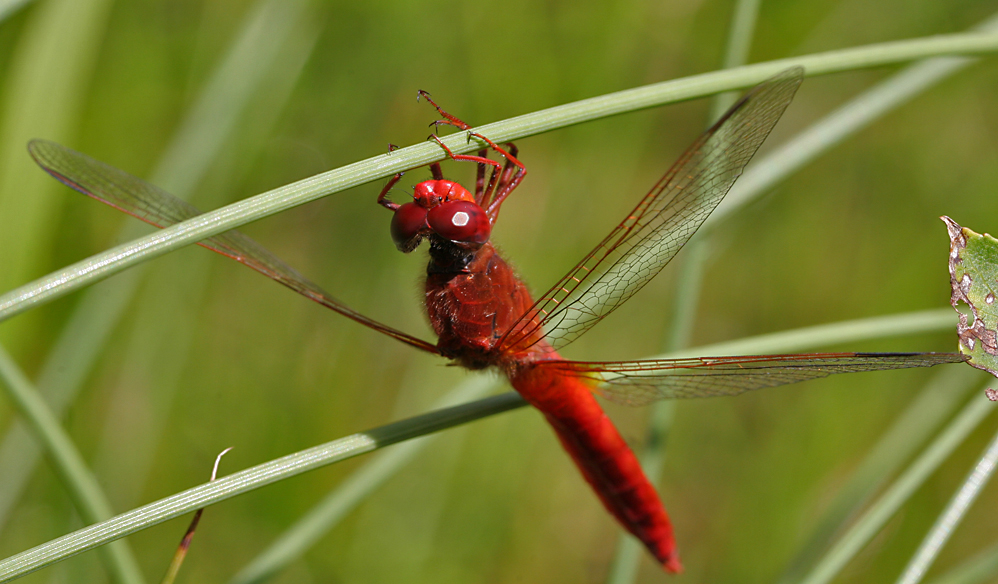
[{"left": 944, "top": 216, "right": 998, "bottom": 377}]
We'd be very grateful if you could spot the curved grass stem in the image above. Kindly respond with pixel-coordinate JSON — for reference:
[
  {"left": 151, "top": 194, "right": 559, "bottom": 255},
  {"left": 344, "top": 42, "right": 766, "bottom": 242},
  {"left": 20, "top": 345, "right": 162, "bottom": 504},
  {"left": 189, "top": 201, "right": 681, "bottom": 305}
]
[
  {"left": 0, "top": 306, "right": 958, "bottom": 582},
  {"left": 0, "top": 17, "right": 991, "bottom": 584},
  {"left": 894, "top": 425, "right": 998, "bottom": 584},
  {"left": 0, "top": 347, "right": 144, "bottom": 584},
  {"left": 2, "top": 31, "right": 998, "bottom": 322},
  {"left": 0, "top": 391, "right": 526, "bottom": 581},
  {"left": 798, "top": 391, "right": 996, "bottom": 584}
]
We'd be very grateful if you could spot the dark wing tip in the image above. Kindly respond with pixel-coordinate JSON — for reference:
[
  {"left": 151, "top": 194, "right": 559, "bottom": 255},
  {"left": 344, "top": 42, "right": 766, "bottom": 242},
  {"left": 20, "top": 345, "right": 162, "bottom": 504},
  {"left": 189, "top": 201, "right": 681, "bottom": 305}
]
[{"left": 852, "top": 352, "right": 968, "bottom": 363}]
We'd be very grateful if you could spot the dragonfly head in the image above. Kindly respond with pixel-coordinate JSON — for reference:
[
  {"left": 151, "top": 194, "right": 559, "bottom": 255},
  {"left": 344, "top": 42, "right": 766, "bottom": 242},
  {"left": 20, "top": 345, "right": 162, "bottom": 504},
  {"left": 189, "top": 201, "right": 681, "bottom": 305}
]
[{"left": 390, "top": 179, "right": 491, "bottom": 252}]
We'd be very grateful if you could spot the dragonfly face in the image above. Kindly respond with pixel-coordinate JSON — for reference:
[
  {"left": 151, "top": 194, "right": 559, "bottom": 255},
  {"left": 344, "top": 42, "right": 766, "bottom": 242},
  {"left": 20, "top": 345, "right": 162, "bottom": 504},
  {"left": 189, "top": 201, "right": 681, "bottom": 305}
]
[{"left": 389, "top": 179, "right": 491, "bottom": 252}]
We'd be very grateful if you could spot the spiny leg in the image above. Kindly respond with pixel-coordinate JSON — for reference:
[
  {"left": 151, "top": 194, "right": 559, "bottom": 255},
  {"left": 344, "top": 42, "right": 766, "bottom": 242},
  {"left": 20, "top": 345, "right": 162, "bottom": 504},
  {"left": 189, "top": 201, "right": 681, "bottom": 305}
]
[
  {"left": 416, "top": 94, "right": 490, "bottom": 201},
  {"left": 463, "top": 134, "right": 525, "bottom": 218},
  {"left": 428, "top": 134, "right": 503, "bottom": 175},
  {"left": 377, "top": 144, "right": 405, "bottom": 211},
  {"left": 417, "top": 91, "right": 526, "bottom": 215},
  {"left": 489, "top": 143, "right": 522, "bottom": 208},
  {"left": 473, "top": 148, "right": 488, "bottom": 203},
  {"left": 417, "top": 90, "right": 471, "bottom": 131}
]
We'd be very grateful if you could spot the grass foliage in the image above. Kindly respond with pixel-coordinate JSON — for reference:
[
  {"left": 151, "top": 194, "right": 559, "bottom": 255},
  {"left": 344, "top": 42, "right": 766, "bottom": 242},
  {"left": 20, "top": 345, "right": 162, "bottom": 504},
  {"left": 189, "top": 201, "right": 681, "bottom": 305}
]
[{"left": 0, "top": 1, "right": 997, "bottom": 583}]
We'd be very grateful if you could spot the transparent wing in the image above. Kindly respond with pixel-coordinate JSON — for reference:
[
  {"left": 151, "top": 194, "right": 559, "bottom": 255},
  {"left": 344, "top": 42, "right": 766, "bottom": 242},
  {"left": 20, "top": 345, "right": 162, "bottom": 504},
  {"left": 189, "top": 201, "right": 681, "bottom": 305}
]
[
  {"left": 497, "top": 68, "right": 804, "bottom": 355},
  {"left": 538, "top": 352, "right": 967, "bottom": 406},
  {"left": 29, "top": 139, "right": 439, "bottom": 354}
]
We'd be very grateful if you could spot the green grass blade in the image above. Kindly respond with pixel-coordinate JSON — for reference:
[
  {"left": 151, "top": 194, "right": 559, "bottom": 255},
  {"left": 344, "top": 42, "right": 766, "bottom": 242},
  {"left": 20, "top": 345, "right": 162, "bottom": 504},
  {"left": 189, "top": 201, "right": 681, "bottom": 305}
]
[
  {"left": 0, "top": 392, "right": 527, "bottom": 582},
  {"left": 0, "top": 0, "right": 320, "bottom": 536},
  {"left": 3, "top": 31, "right": 998, "bottom": 322},
  {"left": 0, "top": 1, "right": 320, "bottom": 581},
  {"left": 605, "top": 400, "right": 676, "bottom": 583},
  {"left": 923, "top": 540, "right": 998, "bottom": 584},
  {"left": 0, "top": 305, "right": 952, "bottom": 582},
  {"left": 608, "top": 0, "right": 759, "bottom": 576},
  {"left": 0, "top": 0, "right": 114, "bottom": 346},
  {"left": 0, "top": 0, "right": 33, "bottom": 23},
  {"left": 798, "top": 390, "right": 996, "bottom": 584},
  {"left": 0, "top": 0, "right": 136, "bottom": 581},
  {"left": 708, "top": 0, "right": 761, "bottom": 120},
  {"left": 661, "top": 308, "right": 954, "bottom": 359},
  {"left": 777, "top": 366, "right": 982, "bottom": 583},
  {"left": 709, "top": 11, "right": 998, "bottom": 231},
  {"left": 894, "top": 424, "right": 998, "bottom": 584},
  {"left": 0, "top": 347, "right": 144, "bottom": 584},
  {"left": 86, "top": 0, "right": 323, "bottom": 516},
  {"left": 228, "top": 376, "right": 495, "bottom": 584},
  {"left": 150, "top": 0, "right": 316, "bottom": 194},
  {"left": 0, "top": 276, "right": 136, "bottom": 533}
]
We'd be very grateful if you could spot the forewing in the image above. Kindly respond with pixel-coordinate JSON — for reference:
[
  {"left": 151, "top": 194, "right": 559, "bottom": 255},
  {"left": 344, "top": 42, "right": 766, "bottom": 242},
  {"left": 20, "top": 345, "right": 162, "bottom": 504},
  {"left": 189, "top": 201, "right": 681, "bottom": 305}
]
[
  {"left": 29, "top": 139, "right": 439, "bottom": 354},
  {"left": 539, "top": 352, "right": 967, "bottom": 406},
  {"left": 498, "top": 68, "right": 804, "bottom": 355}
]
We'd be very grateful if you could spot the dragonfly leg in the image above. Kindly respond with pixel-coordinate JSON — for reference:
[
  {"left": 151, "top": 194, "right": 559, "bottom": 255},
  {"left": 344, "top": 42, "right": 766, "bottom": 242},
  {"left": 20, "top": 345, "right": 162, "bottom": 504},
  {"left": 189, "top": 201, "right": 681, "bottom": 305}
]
[
  {"left": 495, "top": 143, "right": 521, "bottom": 195},
  {"left": 417, "top": 91, "right": 522, "bottom": 210},
  {"left": 473, "top": 148, "right": 489, "bottom": 203},
  {"left": 427, "top": 134, "right": 503, "bottom": 174},
  {"left": 477, "top": 138, "right": 526, "bottom": 219},
  {"left": 377, "top": 172, "right": 405, "bottom": 211},
  {"left": 417, "top": 89, "right": 472, "bottom": 131},
  {"left": 377, "top": 144, "right": 405, "bottom": 211},
  {"left": 485, "top": 142, "right": 524, "bottom": 211}
]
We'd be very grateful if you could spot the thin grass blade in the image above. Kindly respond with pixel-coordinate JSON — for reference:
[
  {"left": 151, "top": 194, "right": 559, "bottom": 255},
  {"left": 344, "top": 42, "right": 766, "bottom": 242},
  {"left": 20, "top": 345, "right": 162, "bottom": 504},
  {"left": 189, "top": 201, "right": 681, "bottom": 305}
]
[
  {"left": 3, "top": 33, "right": 998, "bottom": 323},
  {"left": 228, "top": 376, "right": 495, "bottom": 584},
  {"left": 894, "top": 425, "right": 998, "bottom": 584},
  {"left": 0, "top": 0, "right": 321, "bottom": 536},
  {"left": 923, "top": 540, "right": 998, "bottom": 584},
  {"left": 0, "top": 392, "right": 527, "bottom": 582},
  {"left": 0, "top": 0, "right": 114, "bottom": 345},
  {"left": 0, "top": 346, "right": 143, "bottom": 584},
  {"left": 778, "top": 366, "right": 982, "bottom": 583},
  {"left": 798, "top": 390, "right": 996, "bottom": 584}
]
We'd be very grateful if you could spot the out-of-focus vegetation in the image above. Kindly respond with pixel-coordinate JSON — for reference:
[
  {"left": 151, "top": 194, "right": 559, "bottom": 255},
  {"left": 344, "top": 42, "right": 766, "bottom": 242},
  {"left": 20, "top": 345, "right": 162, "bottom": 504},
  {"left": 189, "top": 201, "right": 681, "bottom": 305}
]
[{"left": 0, "top": 0, "right": 996, "bottom": 583}]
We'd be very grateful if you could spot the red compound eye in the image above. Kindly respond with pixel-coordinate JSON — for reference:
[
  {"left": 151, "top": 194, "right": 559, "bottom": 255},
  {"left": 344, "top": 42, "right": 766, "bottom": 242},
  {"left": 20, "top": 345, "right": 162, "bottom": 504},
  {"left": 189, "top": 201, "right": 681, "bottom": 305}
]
[
  {"left": 390, "top": 202, "right": 428, "bottom": 249},
  {"left": 427, "top": 200, "right": 491, "bottom": 244}
]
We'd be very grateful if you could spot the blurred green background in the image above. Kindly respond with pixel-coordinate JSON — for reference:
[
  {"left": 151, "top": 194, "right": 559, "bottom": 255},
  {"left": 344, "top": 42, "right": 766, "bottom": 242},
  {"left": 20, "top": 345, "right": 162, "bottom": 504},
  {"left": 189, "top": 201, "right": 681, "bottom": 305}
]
[{"left": 1, "top": 0, "right": 997, "bottom": 582}]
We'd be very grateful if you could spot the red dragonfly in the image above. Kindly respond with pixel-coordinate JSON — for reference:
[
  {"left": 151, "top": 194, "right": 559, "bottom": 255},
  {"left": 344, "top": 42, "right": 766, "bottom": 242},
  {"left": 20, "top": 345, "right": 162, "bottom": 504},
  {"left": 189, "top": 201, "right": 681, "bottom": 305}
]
[{"left": 29, "top": 67, "right": 963, "bottom": 572}]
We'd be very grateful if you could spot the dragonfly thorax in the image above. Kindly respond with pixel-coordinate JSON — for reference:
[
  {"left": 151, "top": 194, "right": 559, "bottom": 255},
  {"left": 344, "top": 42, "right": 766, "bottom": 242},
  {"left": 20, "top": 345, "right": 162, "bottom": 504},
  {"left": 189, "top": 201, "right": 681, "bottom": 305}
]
[
  {"left": 413, "top": 179, "right": 472, "bottom": 206},
  {"left": 390, "top": 179, "right": 491, "bottom": 253}
]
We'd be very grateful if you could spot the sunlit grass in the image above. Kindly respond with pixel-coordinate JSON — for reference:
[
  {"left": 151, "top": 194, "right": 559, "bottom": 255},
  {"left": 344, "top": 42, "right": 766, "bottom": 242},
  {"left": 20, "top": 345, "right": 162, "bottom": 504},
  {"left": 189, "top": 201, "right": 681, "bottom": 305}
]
[{"left": 1, "top": 1, "right": 997, "bottom": 583}]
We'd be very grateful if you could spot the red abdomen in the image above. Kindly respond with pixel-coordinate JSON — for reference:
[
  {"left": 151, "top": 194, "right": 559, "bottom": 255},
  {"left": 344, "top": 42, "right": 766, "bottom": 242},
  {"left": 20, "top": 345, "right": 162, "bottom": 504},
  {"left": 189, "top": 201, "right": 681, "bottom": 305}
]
[
  {"left": 510, "top": 363, "right": 680, "bottom": 572},
  {"left": 424, "top": 242, "right": 681, "bottom": 571}
]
